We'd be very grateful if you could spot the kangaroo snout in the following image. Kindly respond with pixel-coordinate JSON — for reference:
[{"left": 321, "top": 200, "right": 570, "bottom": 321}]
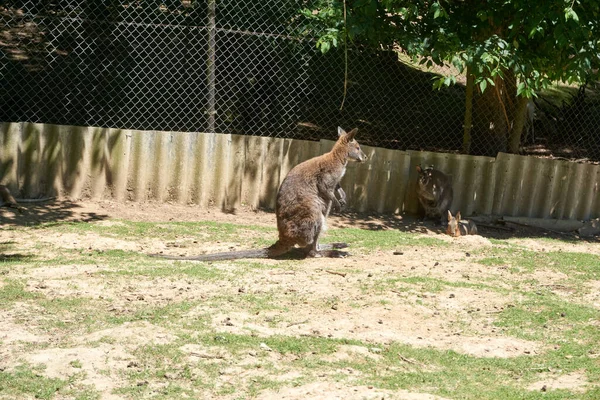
[{"left": 349, "top": 146, "right": 367, "bottom": 163}]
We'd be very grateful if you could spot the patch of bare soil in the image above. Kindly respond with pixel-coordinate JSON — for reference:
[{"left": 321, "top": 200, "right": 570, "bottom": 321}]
[
  {"left": 584, "top": 281, "right": 600, "bottom": 309},
  {"left": 26, "top": 345, "right": 131, "bottom": 396},
  {"left": 1, "top": 320, "right": 176, "bottom": 399},
  {"left": 508, "top": 238, "right": 600, "bottom": 255},
  {"left": 527, "top": 371, "right": 589, "bottom": 393},
  {"left": 199, "top": 278, "right": 539, "bottom": 359}
]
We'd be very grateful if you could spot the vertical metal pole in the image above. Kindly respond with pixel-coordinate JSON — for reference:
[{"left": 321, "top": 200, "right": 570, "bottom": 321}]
[{"left": 207, "top": 0, "right": 216, "bottom": 133}]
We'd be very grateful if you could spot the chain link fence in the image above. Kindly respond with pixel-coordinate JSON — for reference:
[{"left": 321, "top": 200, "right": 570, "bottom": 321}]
[{"left": 2, "top": 1, "right": 600, "bottom": 161}]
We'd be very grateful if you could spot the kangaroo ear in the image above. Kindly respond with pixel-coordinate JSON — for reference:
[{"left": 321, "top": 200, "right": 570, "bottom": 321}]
[
  {"left": 337, "top": 126, "right": 346, "bottom": 137},
  {"left": 346, "top": 128, "right": 358, "bottom": 140},
  {"left": 456, "top": 211, "right": 461, "bottom": 221},
  {"left": 447, "top": 210, "right": 453, "bottom": 221}
]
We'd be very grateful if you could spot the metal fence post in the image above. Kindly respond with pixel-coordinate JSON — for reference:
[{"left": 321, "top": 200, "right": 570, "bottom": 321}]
[{"left": 207, "top": 0, "right": 217, "bottom": 134}]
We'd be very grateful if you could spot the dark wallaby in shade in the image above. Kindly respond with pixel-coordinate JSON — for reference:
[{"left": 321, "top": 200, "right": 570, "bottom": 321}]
[{"left": 416, "top": 165, "right": 453, "bottom": 226}]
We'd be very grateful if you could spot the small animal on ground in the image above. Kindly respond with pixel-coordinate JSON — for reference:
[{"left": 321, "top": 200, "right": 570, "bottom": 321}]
[
  {"left": 152, "top": 126, "right": 367, "bottom": 261},
  {"left": 415, "top": 165, "right": 453, "bottom": 226},
  {"left": 446, "top": 210, "right": 478, "bottom": 237}
]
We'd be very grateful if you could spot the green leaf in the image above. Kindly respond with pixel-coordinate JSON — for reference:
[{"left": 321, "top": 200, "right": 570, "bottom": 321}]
[
  {"left": 565, "top": 8, "right": 579, "bottom": 22},
  {"left": 432, "top": 77, "right": 441, "bottom": 90},
  {"left": 479, "top": 79, "right": 487, "bottom": 93},
  {"left": 516, "top": 82, "right": 526, "bottom": 96}
]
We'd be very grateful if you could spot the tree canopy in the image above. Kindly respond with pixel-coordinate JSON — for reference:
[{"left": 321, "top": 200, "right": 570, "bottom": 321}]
[
  {"left": 308, "top": 0, "right": 599, "bottom": 92},
  {"left": 305, "top": 0, "right": 600, "bottom": 154}
]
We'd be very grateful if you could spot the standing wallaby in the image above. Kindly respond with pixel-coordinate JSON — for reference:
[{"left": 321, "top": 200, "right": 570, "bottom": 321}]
[
  {"left": 152, "top": 127, "right": 367, "bottom": 261},
  {"left": 416, "top": 165, "right": 453, "bottom": 226},
  {"left": 446, "top": 211, "right": 478, "bottom": 237}
]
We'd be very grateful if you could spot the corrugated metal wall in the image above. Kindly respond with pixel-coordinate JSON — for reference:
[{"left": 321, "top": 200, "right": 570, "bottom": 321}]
[{"left": 2, "top": 122, "right": 599, "bottom": 221}]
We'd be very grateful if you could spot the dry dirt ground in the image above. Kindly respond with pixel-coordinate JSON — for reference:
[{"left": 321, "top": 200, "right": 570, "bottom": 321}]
[{"left": 1, "top": 200, "right": 599, "bottom": 399}]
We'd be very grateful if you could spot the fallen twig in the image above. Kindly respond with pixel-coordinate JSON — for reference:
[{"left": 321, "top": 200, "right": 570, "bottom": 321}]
[
  {"left": 325, "top": 270, "right": 346, "bottom": 277},
  {"left": 189, "top": 352, "right": 225, "bottom": 360},
  {"left": 398, "top": 355, "right": 416, "bottom": 364},
  {"left": 287, "top": 319, "right": 309, "bottom": 327}
]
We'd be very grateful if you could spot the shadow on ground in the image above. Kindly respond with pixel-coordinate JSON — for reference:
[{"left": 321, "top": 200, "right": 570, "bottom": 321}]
[
  {"left": 333, "top": 211, "right": 600, "bottom": 244},
  {"left": 2, "top": 199, "right": 597, "bottom": 245},
  {"left": 0, "top": 200, "right": 109, "bottom": 227}
]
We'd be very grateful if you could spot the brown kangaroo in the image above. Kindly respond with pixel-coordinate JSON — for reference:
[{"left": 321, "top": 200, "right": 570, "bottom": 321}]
[
  {"left": 153, "top": 127, "right": 367, "bottom": 261},
  {"left": 416, "top": 165, "right": 453, "bottom": 226},
  {"left": 446, "top": 211, "right": 478, "bottom": 237}
]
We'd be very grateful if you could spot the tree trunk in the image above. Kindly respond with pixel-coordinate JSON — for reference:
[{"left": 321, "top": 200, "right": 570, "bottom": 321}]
[
  {"left": 508, "top": 96, "right": 529, "bottom": 154},
  {"left": 462, "top": 65, "right": 474, "bottom": 154},
  {"left": 471, "top": 71, "right": 511, "bottom": 156}
]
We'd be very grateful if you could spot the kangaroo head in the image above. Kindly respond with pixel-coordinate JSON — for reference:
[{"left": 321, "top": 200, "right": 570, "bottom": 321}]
[
  {"left": 416, "top": 165, "right": 435, "bottom": 188},
  {"left": 337, "top": 127, "right": 367, "bottom": 163},
  {"left": 446, "top": 210, "right": 461, "bottom": 237}
]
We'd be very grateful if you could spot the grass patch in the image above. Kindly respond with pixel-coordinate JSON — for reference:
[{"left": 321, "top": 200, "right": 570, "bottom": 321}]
[
  {"left": 36, "top": 220, "right": 275, "bottom": 244},
  {"left": 0, "top": 279, "right": 42, "bottom": 308},
  {"left": 474, "top": 245, "right": 600, "bottom": 275},
  {"left": 495, "top": 294, "right": 600, "bottom": 342},
  {"left": 328, "top": 227, "right": 448, "bottom": 251},
  {"left": 344, "top": 342, "right": 596, "bottom": 400},
  {"left": 99, "top": 261, "right": 227, "bottom": 280},
  {"left": 0, "top": 364, "right": 67, "bottom": 400}
]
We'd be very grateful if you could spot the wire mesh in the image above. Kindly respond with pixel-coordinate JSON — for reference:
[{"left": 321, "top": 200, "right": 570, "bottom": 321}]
[{"left": 2, "top": 1, "right": 599, "bottom": 161}]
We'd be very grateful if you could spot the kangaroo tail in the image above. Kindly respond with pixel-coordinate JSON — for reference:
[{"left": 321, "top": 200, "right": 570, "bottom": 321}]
[{"left": 151, "top": 239, "right": 294, "bottom": 261}]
